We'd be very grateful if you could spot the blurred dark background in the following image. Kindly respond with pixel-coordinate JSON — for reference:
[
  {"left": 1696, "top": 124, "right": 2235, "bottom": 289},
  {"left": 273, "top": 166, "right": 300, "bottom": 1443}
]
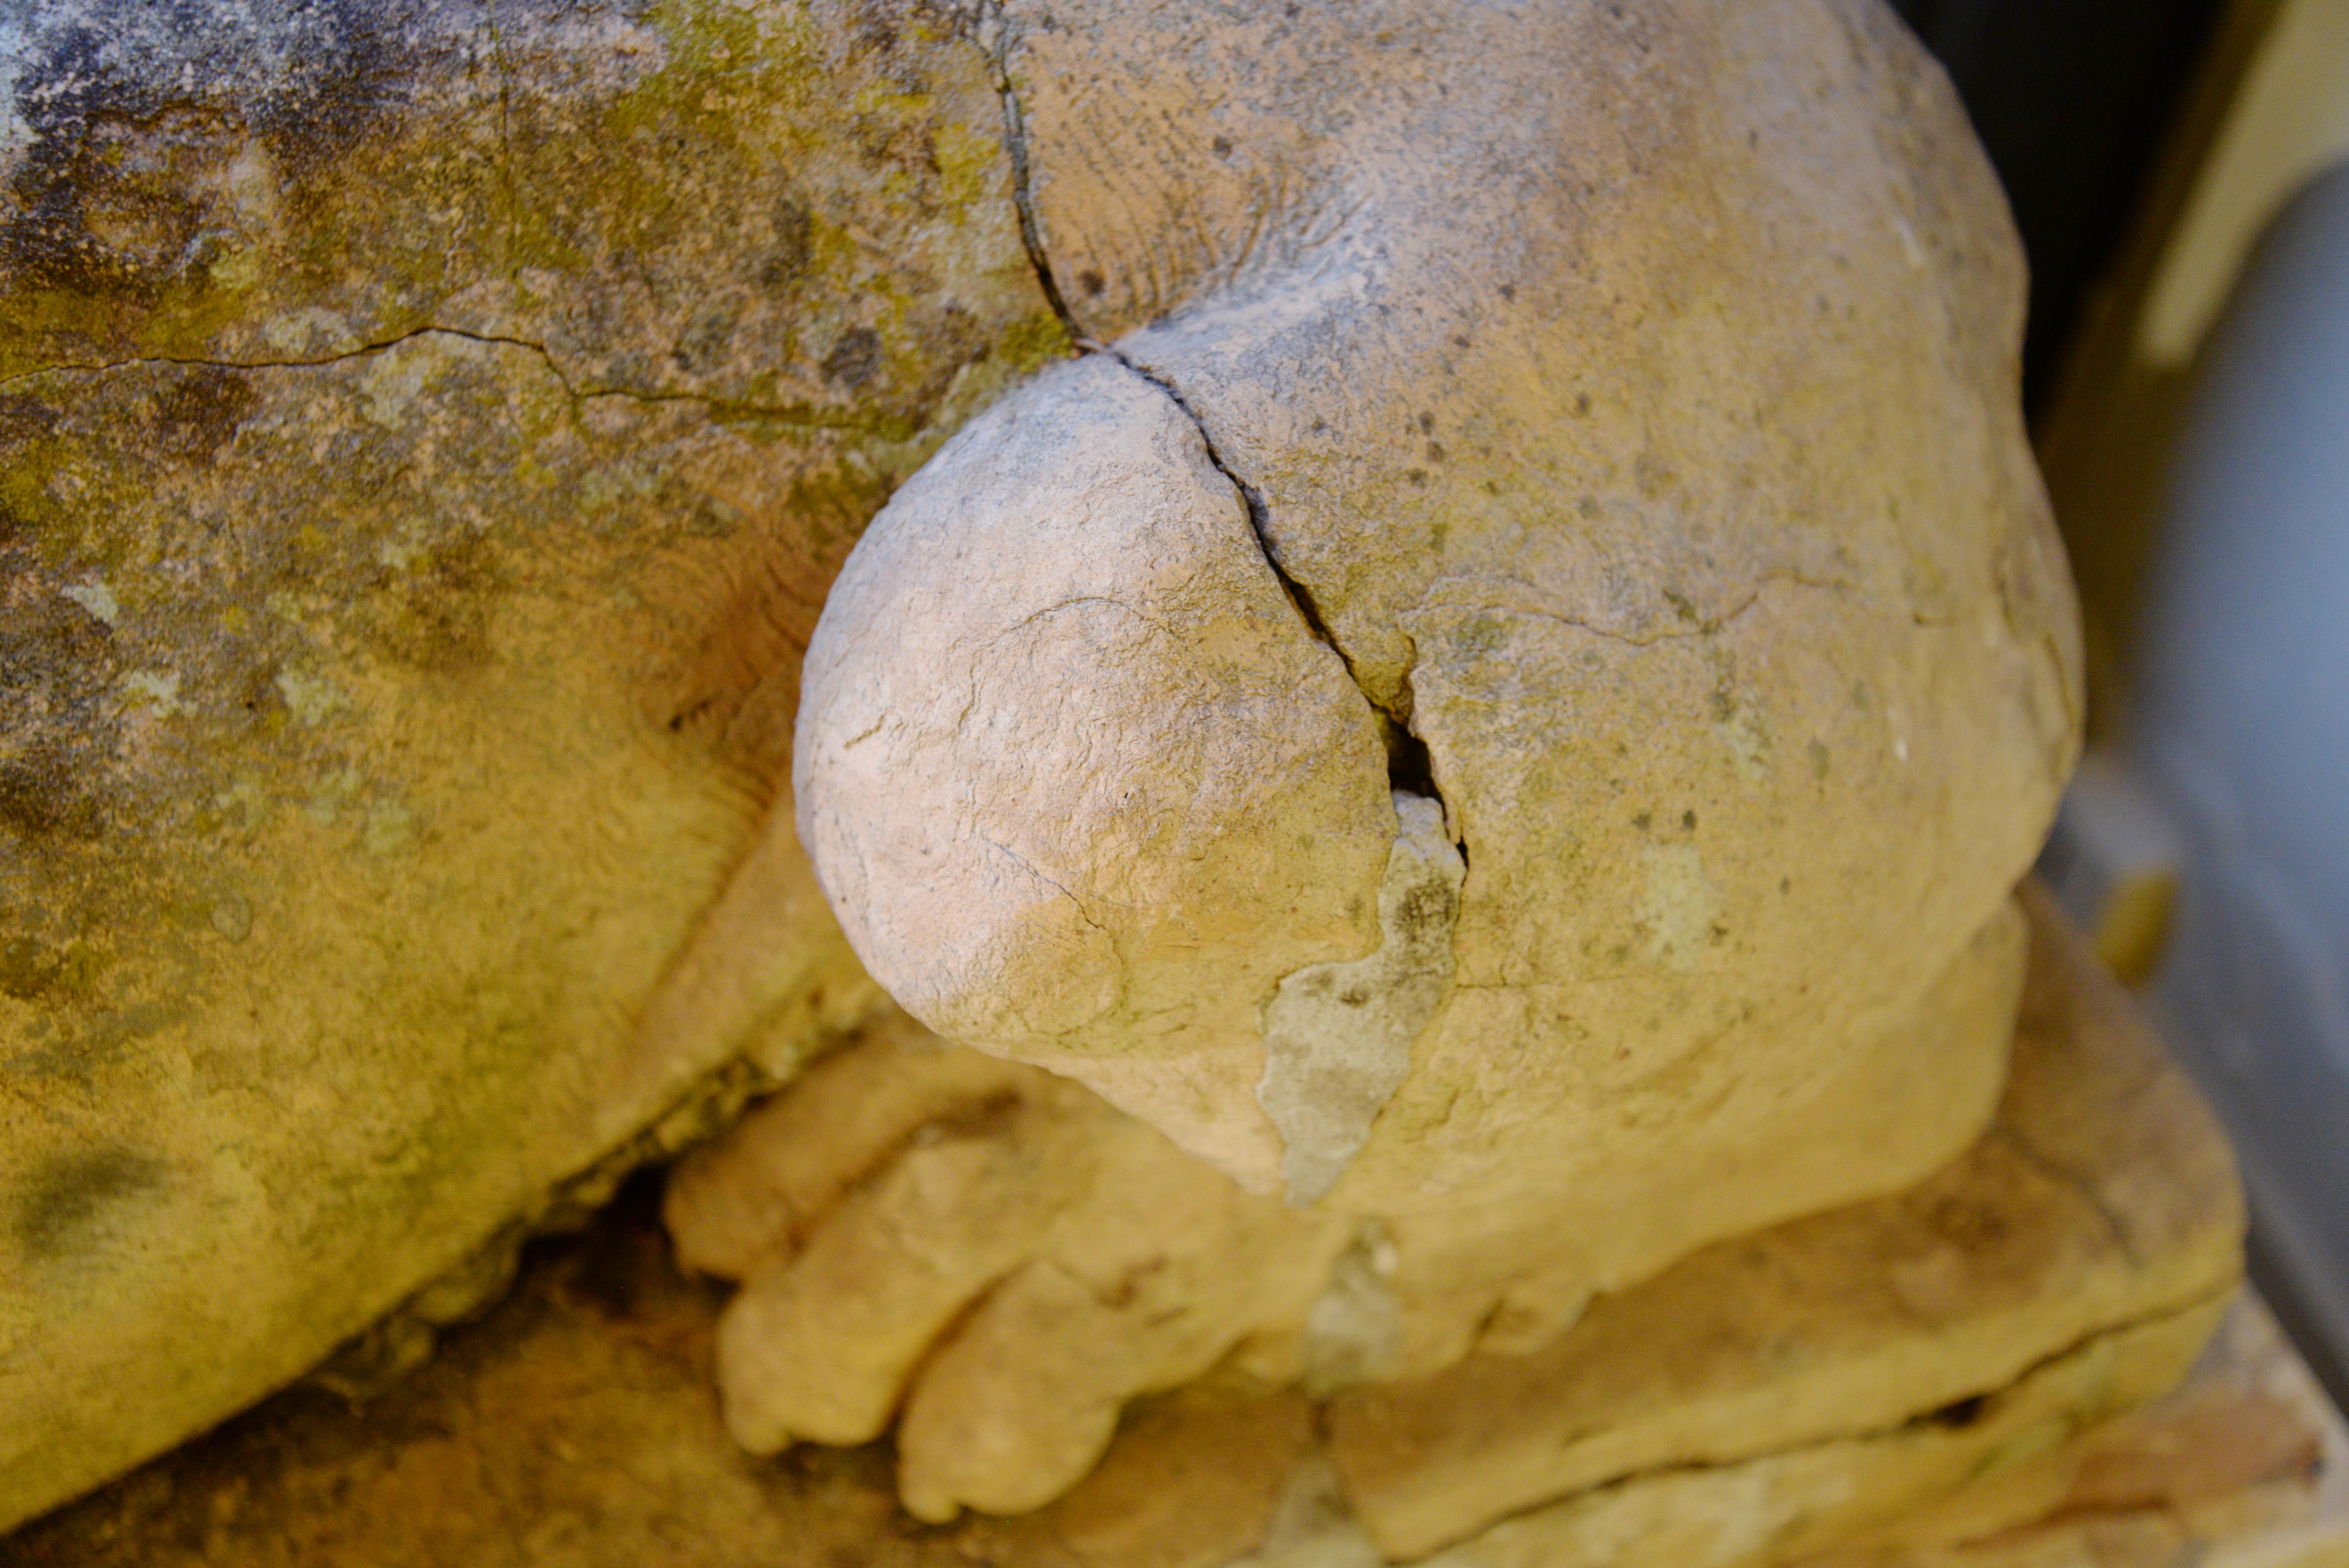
[
  {"left": 1943, "top": 0, "right": 2349, "bottom": 1417},
  {"left": 1889, "top": 0, "right": 2226, "bottom": 412}
]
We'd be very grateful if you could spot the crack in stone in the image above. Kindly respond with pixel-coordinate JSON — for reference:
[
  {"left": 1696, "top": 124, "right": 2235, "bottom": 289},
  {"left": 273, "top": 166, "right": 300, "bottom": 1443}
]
[
  {"left": 1392, "top": 1278, "right": 2239, "bottom": 1557},
  {"left": 1102, "top": 347, "right": 1351, "bottom": 651},
  {"left": 1093, "top": 343, "right": 1469, "bottom": 872},
  {"left": 981, "top": 0, "right": 1076, "bottom": 335},
  {"left": 974, "top": 1, "right": 1453, "bottom": 848},
  {"left": 973, "top": 4, "right": 1370, "bottom": 707},
  {"left": 973, "top": 11, "right": 1469, "bottom": 1199},
  {"left": 1463, "top": 572, "right": 1861, "bottom": 650},
  {"left": 0, "top": 325, "right": 908, "bottom": 434},
  {"left": 0, "top": 323, "right": 532, "bottom": 389},
  {"left": 482, "top": 0, "right": 523, "bottom": 284},
  {"left": 980, "top": 833, "right": 1109, "bottom": 937}
]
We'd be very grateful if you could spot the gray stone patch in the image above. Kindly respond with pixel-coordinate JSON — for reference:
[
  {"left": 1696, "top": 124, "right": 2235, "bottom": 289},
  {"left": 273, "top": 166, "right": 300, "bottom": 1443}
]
[{"left": 1258, "top": 790, "right": 1463, "bottom": 1204}]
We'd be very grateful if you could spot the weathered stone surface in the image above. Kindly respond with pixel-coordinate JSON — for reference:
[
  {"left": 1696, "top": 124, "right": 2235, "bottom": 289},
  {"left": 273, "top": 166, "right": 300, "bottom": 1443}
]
[
  {"left": 1328, "top": 884, "right": 2242, "bottom": 1560},
  {"left": 660, "top": 886, "right": 2237, "bottom": 1533},
  {"left": 1, "top": 0, "right": 2100, "bottom": 1536},
  {"left": 682, "top": 903, "right": 2029, "bottom": 1520},
  {"left": 4, "top": 889, "right": 2263, "bottom": 1567},
  {"left": 1420, "top": 1307, "right": 2231, "bottom": 1568},
  {"left": 0, "top": 0, "right": 1062, "bottom": 1530},
  {"left": 4, "top": 1156, "right": 1330, "bottom": 1568},
  {"left": 795, "top": 0, "right": 2083, "bottom": 1384},
  {"left": 1258, "top": 793, "right": 1464, "bottom": 1205},
  {"left": 667, "top": 1007, "right": 1354, "bottom": 1521},
  {"left": 1797, "top": 1295, "right": 2349, "bottom": 1568},
  {"left": 793, "top": 351, "right": 1396, "bottom": 1185}
]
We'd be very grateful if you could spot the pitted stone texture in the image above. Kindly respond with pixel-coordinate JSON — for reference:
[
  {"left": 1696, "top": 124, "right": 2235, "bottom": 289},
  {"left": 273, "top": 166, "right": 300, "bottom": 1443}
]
[
  {"left": 796, "top": 352, "right": 1395, "bottom": 1182},
  {"left": 797, "top": 0, "right": 2081, "bottom": 1335}
]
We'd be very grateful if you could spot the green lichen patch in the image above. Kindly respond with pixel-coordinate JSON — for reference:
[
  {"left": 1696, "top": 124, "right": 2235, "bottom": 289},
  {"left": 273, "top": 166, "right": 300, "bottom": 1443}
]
[{"left": 0, "top": 0, "right": 1076, "bottom": 1530}]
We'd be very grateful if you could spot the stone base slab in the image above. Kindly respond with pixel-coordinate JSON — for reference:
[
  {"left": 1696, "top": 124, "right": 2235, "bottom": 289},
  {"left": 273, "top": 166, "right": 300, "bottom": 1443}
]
[{"left": 8, "top": 892, "right": 2322, "bottom": 1568}]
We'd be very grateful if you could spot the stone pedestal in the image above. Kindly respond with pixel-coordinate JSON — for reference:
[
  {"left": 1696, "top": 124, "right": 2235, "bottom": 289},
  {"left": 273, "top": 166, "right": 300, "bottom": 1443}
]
[{"left": 10, "top": 892, "right": 2324, "bottom": 1568}]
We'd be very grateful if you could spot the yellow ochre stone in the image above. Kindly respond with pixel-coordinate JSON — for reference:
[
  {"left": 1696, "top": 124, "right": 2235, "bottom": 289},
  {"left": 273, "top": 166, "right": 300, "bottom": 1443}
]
[
  {"left": 0, "top": 0, "right": 2220, "bottom": 1547},
  {"left": 8, "top": 891, "right": 2260, "bottom": 1568}
]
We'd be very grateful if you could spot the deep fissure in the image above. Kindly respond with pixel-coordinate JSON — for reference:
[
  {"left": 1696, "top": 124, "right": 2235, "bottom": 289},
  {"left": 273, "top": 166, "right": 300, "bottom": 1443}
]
[
  {"left": 1107, "top": 348, "right": 1457, "bottom": 829},
  {"left": 979, "top": 11, "right": 1452, "bottom": 827}
]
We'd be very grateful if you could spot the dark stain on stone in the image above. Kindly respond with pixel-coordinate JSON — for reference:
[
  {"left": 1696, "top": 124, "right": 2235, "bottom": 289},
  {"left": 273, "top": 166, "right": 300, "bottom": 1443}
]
[
  {"left": 10, "top": 1000, "right": 190, "bottom": 1083},
  {"left": 0, "top": 934, "right": 101, "bottom": 1003},
  {"left": 848, "top": 0, "right": 902, "bottom": 56},
  {"left": 820, "top": 326, "right": 882, "bottom": 389},
  {"left": 367, "top": 530, "right": 502, "bottom": 674},
  {"left": 0, "top": 26, "right": 168, "bottom": 299},
  {"left": 241, "top": 0, "right": 413, "bottom": 178},
  {"left": 153, "top": 366, "right": 259, "bottom": 463},
  {"left": 0, "top": 0, "right": 415, "bottom": 310},
  {"left": 0, "top": 937, "right": 55, "bottom": 1001},
  {"left": 1394, "top": 874, "right": 1459, "bottom": 941},
  {"left": 13, "top": 1145, "right": 167, "bottom": 1262},
  {"left": 1, "top": 544, "right": 121, "bottom": 842},
  {"left": 758, "top": 198, "right": 816, "bottom": 290},
  {"left": 0, "top": 747, "right": 102, "bottom": 843},
  {"left": 1924, "top": 1191, "right": 2010, "bottom": 1250},
  {"left": 0, "top": 394, "right": 61, "bottom": 446},
  {"left": 898, "top": 302, "right": 991, "bottom": 417},
  {"left": 671, "top": 297, "right": 743, "bottom": 373}
]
